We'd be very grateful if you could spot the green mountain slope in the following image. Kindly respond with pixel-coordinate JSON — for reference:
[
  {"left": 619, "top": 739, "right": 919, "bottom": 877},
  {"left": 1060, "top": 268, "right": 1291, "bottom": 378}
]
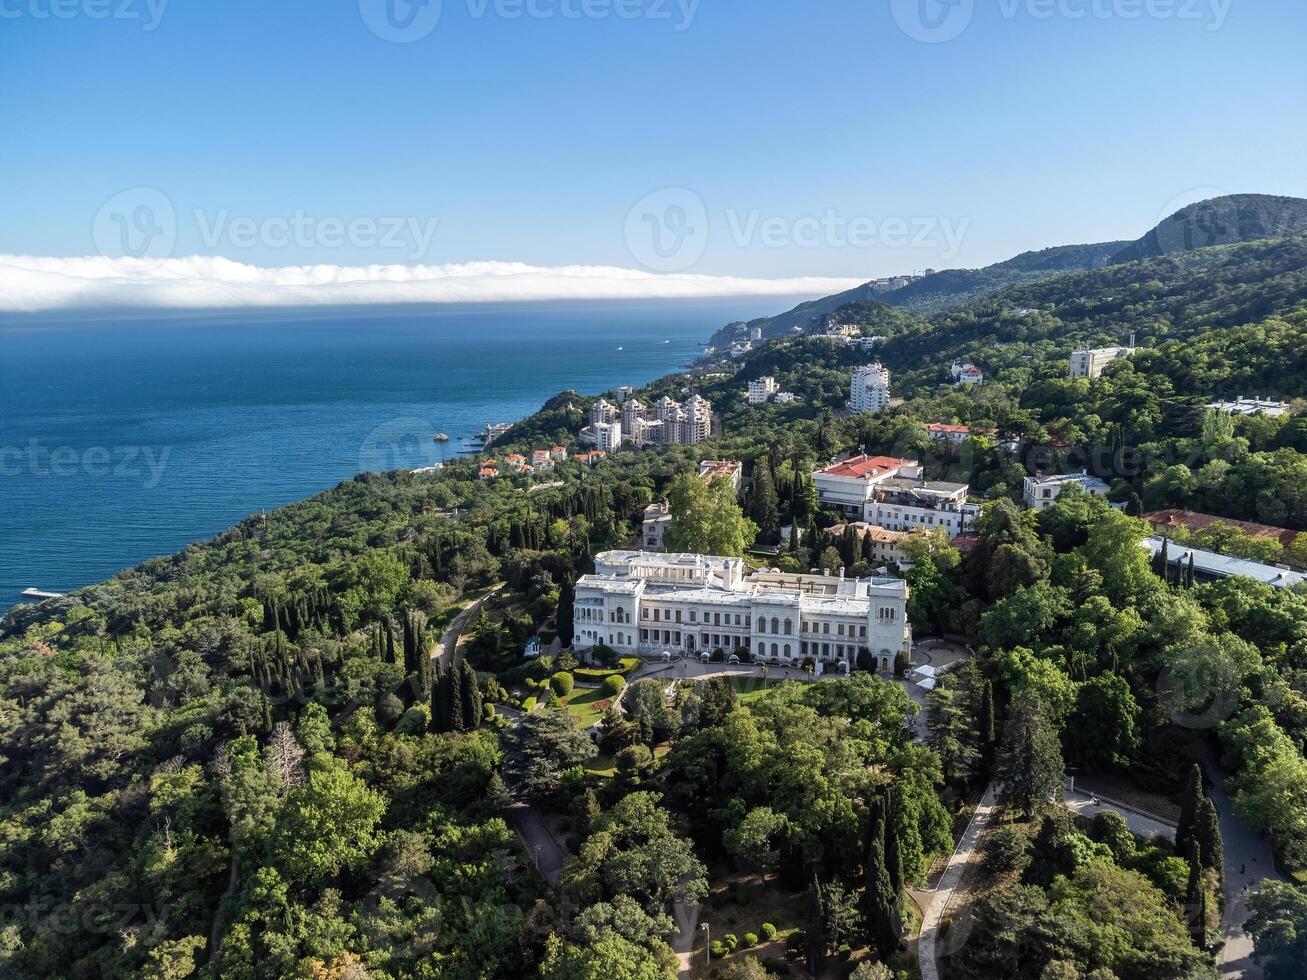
[{"left": 1111, "top": 193, "right": 1307, "bottom": 264}]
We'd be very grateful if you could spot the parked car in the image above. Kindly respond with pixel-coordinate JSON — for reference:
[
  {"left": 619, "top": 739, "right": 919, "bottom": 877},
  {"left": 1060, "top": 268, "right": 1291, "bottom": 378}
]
[{"left": 727, "top": 654, "right": 741, "bottom": 665}]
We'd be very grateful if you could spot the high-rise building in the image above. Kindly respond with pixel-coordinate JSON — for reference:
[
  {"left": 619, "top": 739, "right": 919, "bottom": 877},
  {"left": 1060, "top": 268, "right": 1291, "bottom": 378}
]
[{"left": 851, "top": 363, "right": 891, "bottom": 413}]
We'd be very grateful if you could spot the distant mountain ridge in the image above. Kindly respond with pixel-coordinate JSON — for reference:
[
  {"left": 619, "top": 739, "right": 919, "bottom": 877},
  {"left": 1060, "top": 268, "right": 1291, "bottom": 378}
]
[
  {"left": 1110, "top": 194, "right": 1307, "bottom": 264},
  {"left": 708, "top": 193, "right": 1307, "bottom": 348}
]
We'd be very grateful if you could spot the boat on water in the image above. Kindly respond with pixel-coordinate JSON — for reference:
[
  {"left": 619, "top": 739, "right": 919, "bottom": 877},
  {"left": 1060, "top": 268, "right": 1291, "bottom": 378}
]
[
  {"left": 434, "top": 433, "right": 449, "bottom": 442},
  {"left": 616, "top": 346, "right": 624, "bottom": 351}
]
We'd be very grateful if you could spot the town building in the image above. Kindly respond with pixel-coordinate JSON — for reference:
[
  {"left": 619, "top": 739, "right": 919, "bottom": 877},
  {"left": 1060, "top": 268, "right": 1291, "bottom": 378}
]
[
  {"left": 864, "top": 477, "right": 979, "bottom": 535},
  {"left": 1142, "top": 538, "right": 1306, "bottom": 590},
  {"left": 774, "top": 391, "right": 799, "bottom": 404},
  {"left": 747, "top": 376, "right": 780, "bottom": 405},
  {"left": 829, "top": 522, "right": 911, "bottom": 568},
  {"left": 950, "top": 362, "right": 984, "bottom": 386},
  {"left": 850, "top": 363, "right": 892, "bottom": 413},
  {"left": 926, "top": 423, "right": 996, "bottom": 448},
  {"left": 1022, "top": 471, "right": 1110, "bottom": 510},
  {"left": 572, "top": 550, "right": 912, "bottom": 670},
  {"left": 699, "top": 459, "right": 743, "bottom": 492},
  {"left": 1069, "top": 344, "right": 1137, "bottom": 379},
  {"left": 813, "top": 455, "right": 920, "bottom": 515},
  {"left": 589, "top": 398, "right": 618, "bottom": 425},
  {"left": 1204, "top": 396, "right": 1290, "bottom": 417},
  {"left": 549, "top": 445, "right": 568, "bottom": 462},
  {"left": 1143, "top": 509, "right": 1300, "bottom": 550},
  {"left": 616, "top": 385, "right": 635, "bottom": 403},
  {"left": 594, "top": 421, "right": 623, "bottom": 453},
  {"left": 641, "top": 501, "right": 673, "bottom": 550}
]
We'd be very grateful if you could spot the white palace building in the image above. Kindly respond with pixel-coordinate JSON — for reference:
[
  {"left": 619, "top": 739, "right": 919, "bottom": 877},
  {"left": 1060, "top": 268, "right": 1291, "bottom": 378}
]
[{"left": 573, "top": 551, "right": 912, "bottom": 671}]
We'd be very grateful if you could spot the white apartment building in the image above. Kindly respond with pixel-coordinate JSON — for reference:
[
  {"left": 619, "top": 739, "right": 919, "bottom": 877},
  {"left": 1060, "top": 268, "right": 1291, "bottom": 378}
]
[
  {"left": 864, "top": 477, "right": 980, "bottom": 535},
  {"left": 684, "top": 394, "right": 712, "bottom": 443},
  {"left": 812, "top": 455, "right": 921, "bottom": 515},
  {"left": 851, "top": 363, "right": 892, "bottom": 413},
  {"left": 589, "top": 398, "right": 618, "bottom": 425},
  {"left": 1069, "top": 346, "right": 1136, "bottom": 379},
  {"left": 747, "top": 376, "right": 780, "bottom": 405},
  {"left": 951, "top": 363, "right": 984, "bottom": 386},
  {"left": 572, "top": 550, "right": 912, "bottom": 670},
  {"left": 774, "top": 392, "right": 799, "bottom": 404},
  {"left": 1205, "top": 396, "right": 1289, "bottom": 418},
  {"left": 1023, "top": 471, "right": 1111, "bottom": 510},
  {"left": 594, "top": 421, "right": 623, "bottom": 453},
  {"left": 622, "top": 398, "right": 645, "bottom": 432}
]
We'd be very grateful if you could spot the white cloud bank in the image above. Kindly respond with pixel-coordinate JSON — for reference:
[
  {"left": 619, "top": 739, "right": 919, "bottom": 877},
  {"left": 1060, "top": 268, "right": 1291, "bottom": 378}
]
[{"left": 0, "top": 255, "right": 865, "bottom": 314}]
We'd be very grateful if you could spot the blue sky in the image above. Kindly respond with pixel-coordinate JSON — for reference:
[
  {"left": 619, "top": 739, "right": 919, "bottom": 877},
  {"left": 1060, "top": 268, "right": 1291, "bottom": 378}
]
[{"left": 2, "top": 0, "right": 1304, "bottom": 285}]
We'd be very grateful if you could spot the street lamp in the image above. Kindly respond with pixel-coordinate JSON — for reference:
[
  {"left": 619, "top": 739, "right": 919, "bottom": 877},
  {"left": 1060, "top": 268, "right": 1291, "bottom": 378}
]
[{"left": 700, "top": 922, "right": 711, "bottom": 964}]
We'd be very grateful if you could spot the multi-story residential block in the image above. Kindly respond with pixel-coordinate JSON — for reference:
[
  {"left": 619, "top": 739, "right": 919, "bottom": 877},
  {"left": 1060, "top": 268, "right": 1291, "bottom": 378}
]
[
  {"left": 1204, "top": 396, "right": 1290, "bottom": 417},
  {"left": 589, "top": 398, "right": 618, "bottom": 425},
  {"left": 851, "top": 363, "right": 892, "bottom": 413},
  {"left": 594, "top": 421, "right": 622, "bottom": 453},
  {"left": 812, "top": 455, "right": 920, "bottom": 516},
  {"left": 684, "top": 394, "right": 712, "bottom": 443},
  {"left": 1069, "top": 345, "right": 1136, "bottom": 379},
  {"left": 1022, "top": 471, "right": 1110, "bottom": 510},
  {"left": 863, "top": 477, "right": 979, "bottom": 535},
  {"left": 572, "top": 550, "right": 912, "bottom": 670},
  {"left": 747, "top": 376, "right": 780, "bottom": 404},
  {"left": 616, "top": 385, "right": 635, "bottom": 403},
  {"left": 641, "top": 501, "right": 673, "bottom": 549},
  {"left": 621, "top": 397, "right": 646, "bottom": 432},
  {"left": 699, "top": 459, "right": 743, "bottom": 492}
]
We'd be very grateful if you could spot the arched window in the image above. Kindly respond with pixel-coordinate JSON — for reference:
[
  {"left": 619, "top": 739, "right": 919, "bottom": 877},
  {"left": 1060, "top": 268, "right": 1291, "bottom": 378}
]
[
  {"left": 784, "top": 618, "right": 793, "bottom": 635},
  {"left": 771, "top": 617, "right": 780, "bottom": 634},
  {"left": 783, "top": 643, "right": 791, "bottom": 657},
  {"left": 758, "top": 619, "right": 767, "bottom": 635}
]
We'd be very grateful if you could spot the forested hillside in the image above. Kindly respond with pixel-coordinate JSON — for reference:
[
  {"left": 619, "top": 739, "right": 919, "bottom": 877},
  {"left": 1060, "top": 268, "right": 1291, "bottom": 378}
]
[{"left": 3, "top": 224, "right": 1307, "bottom": 978}]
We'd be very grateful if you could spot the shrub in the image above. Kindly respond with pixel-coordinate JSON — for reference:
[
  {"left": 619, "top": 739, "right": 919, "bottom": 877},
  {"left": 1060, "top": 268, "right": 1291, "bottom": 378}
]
[
  {"left": 743, "top": 932, "right": 758, "bottom": 948},
  {"left": 482, "top": 703, "right": 496, "bottom": 723},
  {"left": 785, "top": 930, "right": 805, "bottom": 953},
  {"left": 550, "top": 671, "right": 574, "bottom": 696},
  {"left": 761, "top": 958, "right": 788, "bottom": 976},
  {"left": 722, "top": 933, "right": 739, "bottom": 952},
  {"left": 602, "top": 674, "right": 626, "bottom": 696},
  {"left": 375, "top": 692, "right": 405, "bottom": 727},
  {"left": 984, "top": 826, "right": 1032, "bottom": 875},
  {"left": 395, "top": 704, "right": 429, "bottom": 735},
  {"left": 760, "top": 923, "right": 777, "bottom": 941},
  {"left": 710, "top": 940, "right": 727, "bottom": 958}
]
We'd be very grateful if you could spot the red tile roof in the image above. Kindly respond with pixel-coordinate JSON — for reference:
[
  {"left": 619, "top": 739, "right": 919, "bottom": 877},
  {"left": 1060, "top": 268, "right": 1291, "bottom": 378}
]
[
  {"left": 817, "top": 454, "right": 915, "bottom": 480},
  {"left": 1144, "top": 510, "right": 1299, "bottom": 549}
]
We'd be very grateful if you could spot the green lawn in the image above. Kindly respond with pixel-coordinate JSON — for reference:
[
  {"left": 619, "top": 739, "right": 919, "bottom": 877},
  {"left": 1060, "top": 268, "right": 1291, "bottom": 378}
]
[
  {"left": 726, "top": 675, "right": 782, "bottom": 703},
  {"left": 559, "top": 684, "right": 616, "bottom": 728}
]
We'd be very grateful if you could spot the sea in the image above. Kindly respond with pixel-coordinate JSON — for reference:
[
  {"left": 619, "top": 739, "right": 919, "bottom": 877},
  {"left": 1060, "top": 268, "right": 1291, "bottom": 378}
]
[{"left": 0, "top": 297, "right": 796, "bottom": 613}]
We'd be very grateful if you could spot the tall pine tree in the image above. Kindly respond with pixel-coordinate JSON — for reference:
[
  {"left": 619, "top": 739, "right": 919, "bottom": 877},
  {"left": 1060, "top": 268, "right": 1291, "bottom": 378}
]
[
  {"left": 1176, "top": 763, "right": 1203, "bottom": 858},
  {"left": 864, "top": 798, "right": 898, "bottom": 956}
]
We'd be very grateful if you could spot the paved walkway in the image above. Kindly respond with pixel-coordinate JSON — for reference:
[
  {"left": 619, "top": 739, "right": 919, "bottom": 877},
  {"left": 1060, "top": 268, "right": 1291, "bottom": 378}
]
[
  {"left": 1063, "top": 789, "right": 1177, "bottom": 841},
  {"left": 506, "top": 802, "right": 567, "bottom": 888},
  {"left": 1206, "top": 759, "right": 1283, "bottom": 980},
  {"left": 918, "top": 782, "right": 998, "bottom": 980},
  {"left": 436, "top": 585, "right": 503, "bottom": 667}
]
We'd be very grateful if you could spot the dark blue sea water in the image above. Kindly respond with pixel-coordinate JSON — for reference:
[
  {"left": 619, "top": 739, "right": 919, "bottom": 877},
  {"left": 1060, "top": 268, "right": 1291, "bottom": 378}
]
[{"left": 0, "top": 298, "right": 792, "bottom": 612}]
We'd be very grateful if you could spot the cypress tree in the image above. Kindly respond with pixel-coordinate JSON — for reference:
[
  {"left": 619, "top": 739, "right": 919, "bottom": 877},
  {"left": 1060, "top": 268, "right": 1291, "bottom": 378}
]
[
  {"left": 385, "top": 622, "right": 397, "bottom": 669},
  {"left": 748, "top": 458, "right": 781, "bottom": 544},
  {"left": 884, "top": 787, "right": 904, "bottom": 894},
  {"left": 1153, "top": 537, "right": 1170, "bottom": 578},
  {"left": 1185, "top": 840, "right": 1203, "bottom": 910},
  {"left": 1186, "top": 553, "right": 1196, "bottom": 588},
  {"left": 1197, "top": 796, "right": 1224, "bottom": 880},
  {"left": 864, "top": 798, "right": 898, "bottom": 956},
  {"left": 978, "top": 679, "right": 997, "bottom": 770},
  {"left": 460, "top": 661, "right": 483, "bottom": 729},
  {"left": 557, "top": 576, "right": 575, "bottom": 648},
  {"left": 1176, "top": 763, "right": 1203, "bottom": 858}
]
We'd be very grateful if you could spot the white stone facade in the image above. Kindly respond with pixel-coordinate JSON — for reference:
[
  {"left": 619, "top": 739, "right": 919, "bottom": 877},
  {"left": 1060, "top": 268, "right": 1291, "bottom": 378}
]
[
  {"left": 747, "top": 376, "right": 780, "bottom": 404},
  {"left": 1068, "top": 346, "right": 1136, "bottom": 379},
  {"left": 1023, "top": 471, "right": 1110, "bottom": 510},
  {"left": 851, "top": 363, "right": 891, "bottom": 413},
  {"left": 572, "top": 551, "right": 912, "bottom": 669}
]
